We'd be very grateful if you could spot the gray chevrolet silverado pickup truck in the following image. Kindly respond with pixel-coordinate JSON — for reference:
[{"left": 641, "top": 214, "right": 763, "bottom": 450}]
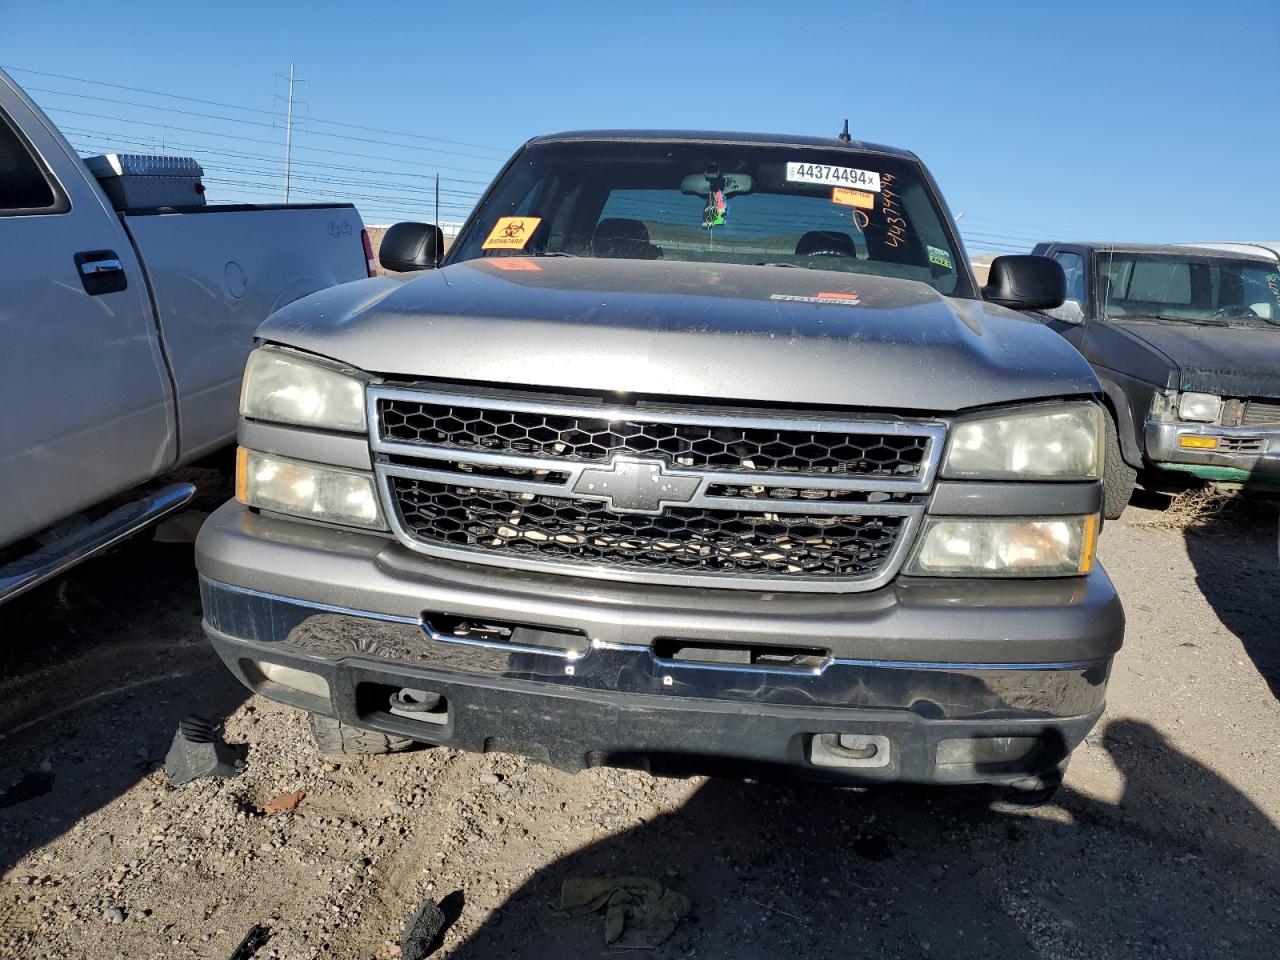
[{"left": 197, "top": 130, "right": 1124, "bottom": 797}]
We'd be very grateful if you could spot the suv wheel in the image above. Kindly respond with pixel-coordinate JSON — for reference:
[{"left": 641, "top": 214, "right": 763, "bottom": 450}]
[
  {"left": 1102, "top": 412, "right": 1136, "bottom": 520},
  {"left": 309, "top": 713, "right": 415, "bottom": 756}
]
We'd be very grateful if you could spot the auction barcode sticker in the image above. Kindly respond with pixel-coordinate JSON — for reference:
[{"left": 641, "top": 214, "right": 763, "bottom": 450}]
[{"left": 786, "top": 162, "right": 881, "bottom": 192}]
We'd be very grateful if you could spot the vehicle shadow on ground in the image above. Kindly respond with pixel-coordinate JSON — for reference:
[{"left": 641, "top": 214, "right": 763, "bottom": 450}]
[
  {"left": 0, "top": 518, "right": 246, "bottom": 873},
  {"left": 1181, "top": 504, "right": 1279, "bottom": 698},
  {"left": 447, "top": 719, "right": 1278, "bottom": 960}
]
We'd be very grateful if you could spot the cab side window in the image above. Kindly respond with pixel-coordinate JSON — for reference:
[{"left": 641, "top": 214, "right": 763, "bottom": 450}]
[
  {"left": 1054, "top": 251, "right": 1086, "bottom": 304},
  {"left": 0, "top": 110, "right": 59, "bottom": 214}
]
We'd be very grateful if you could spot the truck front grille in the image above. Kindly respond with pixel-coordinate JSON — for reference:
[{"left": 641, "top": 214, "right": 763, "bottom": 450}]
[
  {"left": 369, "top": 386, "right": 944, "bottom": 592},
  {"left": 1241, "top": 399, "right": 1280, "bottom": 428},
  {"left": 378, "top": 397, "right": 929, "bottom": 478},
  {"left": 391, "top": 478, "right": 907, "bottom": 581}
]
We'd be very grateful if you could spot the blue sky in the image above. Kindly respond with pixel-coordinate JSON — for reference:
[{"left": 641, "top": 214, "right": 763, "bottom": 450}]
[{"left": 4, "top": 0, "right": 1277, "bottom": 252}]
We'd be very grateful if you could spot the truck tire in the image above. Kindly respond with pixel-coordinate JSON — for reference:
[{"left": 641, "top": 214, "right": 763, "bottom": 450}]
[
  {"left": 308, "top": 713, "right": 415, "bottom": 756},
  {"left": 1102, "top": 412, "right": 1136, "bottom": 520}
]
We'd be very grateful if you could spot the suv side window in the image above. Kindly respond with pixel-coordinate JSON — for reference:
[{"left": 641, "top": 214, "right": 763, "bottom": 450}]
[
  {"left": 0, "top": 109, "right": 61, "bottom": 214},
  {"left": 1054, "top": 251, "right": 1086, "bottom": 303}
]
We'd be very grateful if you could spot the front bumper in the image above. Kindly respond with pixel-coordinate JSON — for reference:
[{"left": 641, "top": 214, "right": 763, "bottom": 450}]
[
  {"left": 1145, "top": 419, "right": 1280, "bottom": 485},
  {"left": 196, "top": 502, "right": 1124, "bottom": 784}
]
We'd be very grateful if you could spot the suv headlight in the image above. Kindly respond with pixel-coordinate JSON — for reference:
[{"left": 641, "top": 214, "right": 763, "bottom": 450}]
[
  {"left": 240, "top": 346, "right": 368, "bottom": 432},
  {"left": 942, "top": 403, "right": 1102, "bottom": 480},
  {"left": 1177, "top": 392, "right": 1221, "bottom": 423},
  {"left": 905, "top": 515, "right": 1098, "bottom": 577}
]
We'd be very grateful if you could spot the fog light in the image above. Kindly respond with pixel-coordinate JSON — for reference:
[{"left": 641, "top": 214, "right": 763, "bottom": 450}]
[
  {"left": 936, "top": 736, "right": 1038, "bottom": 766},
  {"left": 1179, "top": 435, "right": 1218, "bottom": 450},
  {"left": 252, "top": 660, "right": 330, "bottom": 699}
]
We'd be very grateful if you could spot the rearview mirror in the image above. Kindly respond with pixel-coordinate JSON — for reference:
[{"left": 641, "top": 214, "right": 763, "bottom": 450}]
[
  {"left": 982, "top": 255, "right": 1066, "bottom": 311},
  {"left": 379, "top": 222, "right": 444, "bottom": 272}
]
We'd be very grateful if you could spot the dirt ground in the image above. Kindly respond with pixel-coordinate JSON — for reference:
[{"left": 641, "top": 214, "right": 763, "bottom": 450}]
[{"left": 1, "top": 487, "right": 1276, "bottom": 960}]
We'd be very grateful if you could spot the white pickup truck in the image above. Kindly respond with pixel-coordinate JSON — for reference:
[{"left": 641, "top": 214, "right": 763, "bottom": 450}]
[{"left": 0, "top": 68, "right": 374, "bottom": 601}]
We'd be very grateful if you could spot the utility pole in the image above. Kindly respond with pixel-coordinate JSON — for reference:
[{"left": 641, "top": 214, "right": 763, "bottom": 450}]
[{"left": 283, "top": 61, "right": 295, "bottom": 203}]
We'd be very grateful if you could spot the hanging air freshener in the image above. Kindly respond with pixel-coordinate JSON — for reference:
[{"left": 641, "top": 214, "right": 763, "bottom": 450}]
[{"left": 702, "top": 188, "right": 727, "bottom": 229}]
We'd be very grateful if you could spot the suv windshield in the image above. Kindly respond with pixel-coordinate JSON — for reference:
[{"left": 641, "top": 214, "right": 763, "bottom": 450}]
[
  {"left": 1100, "top": 252, "right": 1280, "bottom": 326},
  {"left": 448, "top": 138, "right": 971, "bottom": 296}
]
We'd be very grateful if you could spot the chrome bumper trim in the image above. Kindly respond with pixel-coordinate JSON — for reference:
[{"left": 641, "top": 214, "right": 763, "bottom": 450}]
[
  {"left": 201, "top": 577, "right": 1111, "bottom": 720},
  {"left": 1145, "top": 419, "right": 1280, "bottom": 472}
]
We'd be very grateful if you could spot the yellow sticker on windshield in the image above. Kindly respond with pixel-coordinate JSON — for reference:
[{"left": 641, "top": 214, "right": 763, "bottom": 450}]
[
  {"left": 832, "top": 187, "right": 875, "bottom": 210},
  {"left": 483, "top": 216, "right": 542, "bottom": 250}
]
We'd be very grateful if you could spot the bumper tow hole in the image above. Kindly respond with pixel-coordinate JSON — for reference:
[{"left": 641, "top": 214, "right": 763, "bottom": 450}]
[
  {"left": 387, "top": 687, "right": 449, "bottom": 725},
  {"left": 809, "top": 733, "right": 893, "bottom": 770}
]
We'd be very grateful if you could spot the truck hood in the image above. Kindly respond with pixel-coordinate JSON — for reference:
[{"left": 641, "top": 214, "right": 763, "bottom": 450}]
[
  {"left": 1110, "top": 319, "right": 1280, "bottom": 399},
  {"left": 260, "top": 257, "right": 1098, "bottom": 412}
]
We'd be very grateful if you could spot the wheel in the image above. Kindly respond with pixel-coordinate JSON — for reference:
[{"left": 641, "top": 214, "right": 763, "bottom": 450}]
[
  {"left": 1102, "top": 412, "right": 1136, "bottom": 520},
  {"left": 308, "top": 713, "right": 415, "bottom": 756}
]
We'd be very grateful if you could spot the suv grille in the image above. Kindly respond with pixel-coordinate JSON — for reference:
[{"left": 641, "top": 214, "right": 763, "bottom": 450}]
[
  {"left": 378, "top": 398, "right": 929, "bottom": 478},
  {"left": 392, "top": 479, "right": 906, "bottom": 580},
  {"left": 371, "top": 387, "right": 944, "bottom": 592}
]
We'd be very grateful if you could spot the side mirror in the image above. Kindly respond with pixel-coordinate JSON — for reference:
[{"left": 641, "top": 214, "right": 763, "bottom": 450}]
[
  {"left": 1040, "top": 298, "right": 1086, "bottom": 325},
  {"left": 982, "top": 255, "right": 1066, "bottom": 311},
  {"left": 378, "top": 222, "right": 444, "bottom": 272}
]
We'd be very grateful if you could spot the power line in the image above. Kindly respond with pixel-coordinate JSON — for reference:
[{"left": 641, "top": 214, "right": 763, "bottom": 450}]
[
  {"left": 2, "top": 64, "right": 511, "bottom": 154},
  {"left": 44, "top": 105, "right": 500, "bottom": 176},
  {"left": 58, "top": 122, "right": 491, "bottom": 186},
  {"left": 24, "top": 84, "right": 508, "bottom": 163}
]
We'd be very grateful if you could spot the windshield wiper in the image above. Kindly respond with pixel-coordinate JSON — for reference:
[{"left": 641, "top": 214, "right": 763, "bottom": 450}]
[
  {"left": 1122, "top": 313, "right": 1229, "bottom": 327},
  {"left": 530, "top": 251, "right": 580, "bottom": 258},
  {"left": 754, "top": 261, "right": 801, "bottom": 268}
]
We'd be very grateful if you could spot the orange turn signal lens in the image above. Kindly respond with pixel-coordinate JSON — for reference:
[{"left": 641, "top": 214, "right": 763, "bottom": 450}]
[
  {"left": 1179, "top": 435, "right": 1218, "bottom": 449},
  {"left": 235, "top": 445, "right": 250, "bottom": 503},
  {"left": 1078, "top": 513, "right": 1099, "bottom": 574}
]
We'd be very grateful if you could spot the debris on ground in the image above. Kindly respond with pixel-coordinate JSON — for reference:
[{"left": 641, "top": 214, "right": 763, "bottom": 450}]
[
  {"left": 400, "top": 898, "right": 448, "bottom": 960},
  {"left": 1132, "top": 487, "right": 1276, "bottom": 534},
  {"left": 553, "top": 876, "right": 691, "bottom": 947},
  {"left": 263, "top": 788, "right": 305, "bottom": 815},
  {"left": 227, "top": 923, "right": 272, "bottom": 960},
  {"left": 163, "top": 715, "right": 245, "bottom": 786}
]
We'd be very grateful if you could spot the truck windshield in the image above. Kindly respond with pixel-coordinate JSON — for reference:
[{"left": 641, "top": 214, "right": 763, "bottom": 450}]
[
  {"left": 1100, "top": 252, "right": 1280, "bottom": 326},
  {"left": 448, "top": 139, "right": 970, "bottom": 295}
]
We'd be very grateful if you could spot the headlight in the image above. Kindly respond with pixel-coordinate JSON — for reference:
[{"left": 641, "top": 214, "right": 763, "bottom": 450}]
[
  {"left": 240, "top": 346, "right": 368, "bottom": 432},
  {"left": 236, "top": 448, "right": 386, "bottom": 530},
  {"left": 905, "top": 515, "right": 1098, "bottom": 577},
  {"left": 1177, "top": 392, "right": 1221, "bottom": 423},
  {"left": 942, "top": 404, "right": 1102, "bottom": 480}
]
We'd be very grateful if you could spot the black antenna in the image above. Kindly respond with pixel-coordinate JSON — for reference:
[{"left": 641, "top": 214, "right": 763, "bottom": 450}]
[
  {"left": 837, "top": 119, "right": 851, "bottom": 142},
  {"left": 434, "top": 172, "right": 440, "bottom": 267}
]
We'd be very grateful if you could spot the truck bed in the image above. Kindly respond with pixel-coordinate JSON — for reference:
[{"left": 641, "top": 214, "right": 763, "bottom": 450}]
[{"left": 122, "top": 202, "right": 367, "bottom": 462}]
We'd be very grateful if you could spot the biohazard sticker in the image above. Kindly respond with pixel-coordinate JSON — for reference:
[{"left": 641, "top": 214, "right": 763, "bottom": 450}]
[
  {"left": 482, "top": 216, "right": 542, "bottom": 250},
  {"left": 832, "top": 187, "right": 875, "bottom": 210}
]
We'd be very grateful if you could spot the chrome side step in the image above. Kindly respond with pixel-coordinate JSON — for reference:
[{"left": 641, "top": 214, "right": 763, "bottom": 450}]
[{"left": 0, "top": 482, "right": 196, "bottom": 605}]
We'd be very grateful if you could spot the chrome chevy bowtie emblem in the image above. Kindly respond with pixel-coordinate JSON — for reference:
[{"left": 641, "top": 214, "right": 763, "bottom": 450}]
[{"left": 572, "top": 456, "right": 700, "bottom": 514}]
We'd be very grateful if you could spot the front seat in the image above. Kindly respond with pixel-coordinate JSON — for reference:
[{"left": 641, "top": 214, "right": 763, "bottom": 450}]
[
  {"left": 794, "top": 230, "right": 858, "bottom": 258},
  {"left": 591, "top": 218, "right": 662, "bottom": 260}
]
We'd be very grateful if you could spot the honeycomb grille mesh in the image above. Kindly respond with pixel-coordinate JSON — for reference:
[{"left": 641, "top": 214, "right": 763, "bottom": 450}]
[
  {"left": 378, "top": 399, "right": 928, "bottom": 478},
  {"left": 391, "top": 478, "right": 906, "bottom": 580}
]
